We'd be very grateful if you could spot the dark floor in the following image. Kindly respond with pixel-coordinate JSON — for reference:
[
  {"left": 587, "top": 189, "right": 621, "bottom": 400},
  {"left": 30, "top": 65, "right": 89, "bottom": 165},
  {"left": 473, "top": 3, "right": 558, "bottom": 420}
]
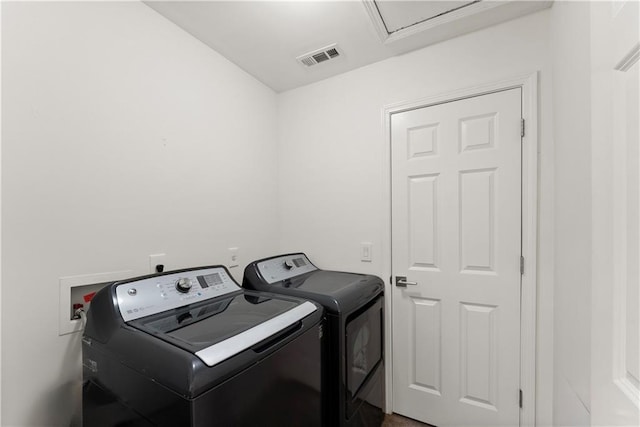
[{"left": 382, "top": 413, "right": 433, "bottom": 426}]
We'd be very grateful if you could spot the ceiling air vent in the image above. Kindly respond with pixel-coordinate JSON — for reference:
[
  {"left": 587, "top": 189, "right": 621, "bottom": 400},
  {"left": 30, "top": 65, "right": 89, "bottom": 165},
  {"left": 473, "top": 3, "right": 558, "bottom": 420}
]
[{"left": 297, "top": 44, "right": 342, "bottom": 67}]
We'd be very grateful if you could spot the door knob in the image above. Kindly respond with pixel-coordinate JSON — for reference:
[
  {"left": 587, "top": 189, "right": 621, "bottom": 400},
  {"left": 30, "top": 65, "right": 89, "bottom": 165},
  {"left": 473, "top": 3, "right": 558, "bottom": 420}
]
[{"left": 395, "top": 276, "right": 418, "bottom": 287}]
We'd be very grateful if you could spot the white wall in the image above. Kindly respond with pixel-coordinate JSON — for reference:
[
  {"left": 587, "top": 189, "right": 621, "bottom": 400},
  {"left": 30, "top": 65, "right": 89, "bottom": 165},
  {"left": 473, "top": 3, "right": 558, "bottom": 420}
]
[
  {"left": 0, "top": 2, "right": 3, "bottom": 423},
  {"left": 1, "top": 2, "right": 278, "bottom": 426},
  {"left": 277, "top": 10, "right": 555, "bottom": 426},
  {"left": 549, "top": 2, "right": 592, "bottom": 425}
]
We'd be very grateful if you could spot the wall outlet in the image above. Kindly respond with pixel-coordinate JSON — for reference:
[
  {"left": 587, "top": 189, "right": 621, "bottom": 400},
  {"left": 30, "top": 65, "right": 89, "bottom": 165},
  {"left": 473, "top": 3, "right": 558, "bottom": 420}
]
[
  {"left": 149, "top": 253, "right": 167, "bottom": 273},
  {"left": 228, "top": 247, "right": 239, "bottom": 268},
  {"left": 361, "top": 242, "right": 373, "bottom": 262}
]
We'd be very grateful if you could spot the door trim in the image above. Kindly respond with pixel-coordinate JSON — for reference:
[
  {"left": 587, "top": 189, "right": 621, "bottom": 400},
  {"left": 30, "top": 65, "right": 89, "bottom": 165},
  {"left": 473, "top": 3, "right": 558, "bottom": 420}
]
[{"left": 380, "top": 72, "right": 539, "bottom": 427}]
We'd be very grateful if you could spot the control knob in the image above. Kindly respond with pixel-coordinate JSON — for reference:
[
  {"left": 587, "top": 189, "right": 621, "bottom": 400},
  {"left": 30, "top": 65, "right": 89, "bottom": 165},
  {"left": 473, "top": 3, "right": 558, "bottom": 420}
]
[
  {"left": 284, "top": 260, "right": 295, "bottom": 270},
  {"left": 175, "top": 277, "right": 192, "bottom": 293}
]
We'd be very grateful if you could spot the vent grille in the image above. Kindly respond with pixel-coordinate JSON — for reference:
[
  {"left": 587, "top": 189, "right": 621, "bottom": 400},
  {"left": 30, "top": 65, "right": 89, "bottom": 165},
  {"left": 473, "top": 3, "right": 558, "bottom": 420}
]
[
  {"left": 326, "top": 48, "right": 339, "bottom": 58},
  {"left": 313, "top": 52, "right": 330, "bottom": 63},
  {"left": 296, "top": 44, "right": 342, "bottom": 67}
]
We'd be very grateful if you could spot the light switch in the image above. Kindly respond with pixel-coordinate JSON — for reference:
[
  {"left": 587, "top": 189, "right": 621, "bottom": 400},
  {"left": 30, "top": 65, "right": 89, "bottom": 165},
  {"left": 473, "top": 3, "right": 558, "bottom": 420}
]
[
  {"left": 361, "top": 242, "right": 373, "bottom": 262},
  {"left": 228, "top": 247, "right": 239, "bottom": 268}
]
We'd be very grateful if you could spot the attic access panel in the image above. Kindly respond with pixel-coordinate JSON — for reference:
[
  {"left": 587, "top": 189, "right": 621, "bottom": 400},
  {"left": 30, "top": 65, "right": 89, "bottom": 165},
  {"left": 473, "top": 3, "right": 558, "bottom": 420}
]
[{"left": 374, "top": 0, "right": 478, "bottom": 34}]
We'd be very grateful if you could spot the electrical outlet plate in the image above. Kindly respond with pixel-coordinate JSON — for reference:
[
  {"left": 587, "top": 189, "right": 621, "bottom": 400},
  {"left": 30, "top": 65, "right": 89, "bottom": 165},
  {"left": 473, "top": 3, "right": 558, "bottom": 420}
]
[
  {"left": 149, "top": 253, "right": 167, "bottom": 274},
  {"left": 58, "top": 270, "right": 133, "bottom": 336}
]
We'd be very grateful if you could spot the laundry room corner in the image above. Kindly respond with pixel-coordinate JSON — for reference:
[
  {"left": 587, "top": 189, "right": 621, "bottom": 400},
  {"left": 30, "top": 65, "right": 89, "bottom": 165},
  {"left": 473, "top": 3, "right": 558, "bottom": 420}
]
[
  {"left": 275, "top": 9, "right": 555, "bottom": 425},
  {"left": 1, "top": 2, "right": 280, "bottom": 426},
  {"left": 3, "top": 1, "right": 636, "bottom": 425}
]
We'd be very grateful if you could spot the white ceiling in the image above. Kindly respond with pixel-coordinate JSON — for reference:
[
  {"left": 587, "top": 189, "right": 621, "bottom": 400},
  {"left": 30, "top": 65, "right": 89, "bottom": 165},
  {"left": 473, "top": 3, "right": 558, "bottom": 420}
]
[{"left": 145, "top": 1, "right": 552, "bottom": 93}]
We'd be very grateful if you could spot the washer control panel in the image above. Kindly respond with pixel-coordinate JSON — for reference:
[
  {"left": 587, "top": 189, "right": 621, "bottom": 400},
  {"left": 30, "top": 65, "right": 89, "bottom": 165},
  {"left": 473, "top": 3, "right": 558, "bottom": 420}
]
[
  {"left": 116, "top": 267, "right": 240, "bottom": 322},
  {"left": 256, "top": 254, "right": 317, "bottom": 284}
]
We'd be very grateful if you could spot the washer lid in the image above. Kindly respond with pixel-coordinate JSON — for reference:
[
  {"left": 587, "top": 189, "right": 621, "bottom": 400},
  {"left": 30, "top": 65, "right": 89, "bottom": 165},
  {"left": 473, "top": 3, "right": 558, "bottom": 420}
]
[{"left": 130, "top": 292, "right": 317, "bottom": 366}]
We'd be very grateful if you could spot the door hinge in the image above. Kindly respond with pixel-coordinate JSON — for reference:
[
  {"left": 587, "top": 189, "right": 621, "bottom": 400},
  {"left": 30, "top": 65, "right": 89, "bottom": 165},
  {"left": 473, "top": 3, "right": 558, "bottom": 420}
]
[
  {"left": 519, "top": 389, "right": 523, "bottom": 408},
  {"left": 520, "top": 256, "right": 525, "bottom": 275},
  {"left": 521, "top": 118, "right": 525, "bottom": 138}
]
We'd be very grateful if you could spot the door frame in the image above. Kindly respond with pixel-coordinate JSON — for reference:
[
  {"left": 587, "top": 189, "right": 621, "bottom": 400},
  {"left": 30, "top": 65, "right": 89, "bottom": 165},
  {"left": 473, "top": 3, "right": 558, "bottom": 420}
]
[{"left": 380, "top": 72, "right": 539, "bottom": 427}]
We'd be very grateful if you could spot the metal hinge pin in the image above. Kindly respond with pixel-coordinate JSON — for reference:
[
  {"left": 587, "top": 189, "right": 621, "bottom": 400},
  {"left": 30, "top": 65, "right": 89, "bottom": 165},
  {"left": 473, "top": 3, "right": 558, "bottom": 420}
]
[{"left": 519, "top": 389, "right": 523, "bottom": 408}]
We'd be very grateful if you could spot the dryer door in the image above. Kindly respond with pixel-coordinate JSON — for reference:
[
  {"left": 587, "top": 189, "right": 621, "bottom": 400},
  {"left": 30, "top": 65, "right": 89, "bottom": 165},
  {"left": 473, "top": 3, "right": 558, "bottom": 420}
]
[{"left": 345, "top": 297, "right": 383, "bottom": 399}]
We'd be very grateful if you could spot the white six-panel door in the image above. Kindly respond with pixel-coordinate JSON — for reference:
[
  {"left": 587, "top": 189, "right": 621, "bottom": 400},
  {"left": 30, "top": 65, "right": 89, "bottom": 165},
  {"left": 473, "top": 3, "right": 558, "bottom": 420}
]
[
  {"left": 391, "top": 88, "right": 522, "bottom": 426},
  {"left": 592, "top": 1, "right": 640, "bottom": 424}
]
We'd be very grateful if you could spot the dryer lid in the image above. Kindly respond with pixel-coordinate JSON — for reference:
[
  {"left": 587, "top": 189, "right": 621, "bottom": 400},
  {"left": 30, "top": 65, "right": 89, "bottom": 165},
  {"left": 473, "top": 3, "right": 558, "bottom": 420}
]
[{"left": 245, "top": 253, "right": 384, "bottom": 314}]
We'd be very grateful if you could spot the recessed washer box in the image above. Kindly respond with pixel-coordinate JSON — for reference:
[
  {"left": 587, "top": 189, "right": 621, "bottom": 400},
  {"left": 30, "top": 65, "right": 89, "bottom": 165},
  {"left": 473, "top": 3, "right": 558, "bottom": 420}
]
[{"left": 58, "top": 270, "right": 133, "bottom": 336}]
